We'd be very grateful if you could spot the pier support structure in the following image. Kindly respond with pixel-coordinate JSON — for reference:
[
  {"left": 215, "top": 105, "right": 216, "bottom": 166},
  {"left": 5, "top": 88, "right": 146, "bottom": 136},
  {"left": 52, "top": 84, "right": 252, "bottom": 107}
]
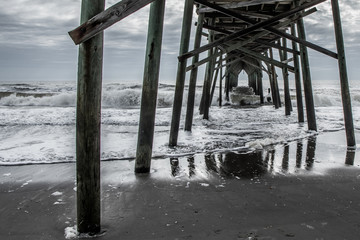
[
  {"left": 331, "top": 0, "right": 356, "bottom": 148},
  {"left": 185, "top": 12, "right": 204, "bottom": 131},
  {"left": 291, "top": 23, "right": 305, "bottom": 123},
  {"left": 69, "top": 0, "right": 358, "bottom": 233},
  {"left": 169, "top": 0, "right": 194, "bottom": 146},
  {"left": 248, "top": 71, "right": 257, "bottom": 93},
  {"left": 219, "top": 53, "right": 223, "bottom": 106},
  {"left": 269, "top": 48, "right": 281, "bottom": 109},
  {"left": 257, "top": 70, "right": 264, "bottom": 104},
  {"left": 279, "top": 38, "right": 292, "bottom": 116},
  {"left": 265, "top": 51, "right": 277, "bottom": 107},
  {"left": 76, "top": 0, "right": 105, "bottom": 234},
  {"left": 135, "top": 0, "right": 166, "bottom": 173},
  {"left": 203, "top": 24, "right": 215, "bottom": 120},
  {"left": 297, "top": 18, "right": 317, "bottom": 131}
]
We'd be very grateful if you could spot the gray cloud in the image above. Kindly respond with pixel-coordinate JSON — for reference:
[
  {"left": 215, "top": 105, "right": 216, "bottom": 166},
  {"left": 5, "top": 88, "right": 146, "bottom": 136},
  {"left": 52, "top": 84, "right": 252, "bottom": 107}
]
[{"left": 0, "top": 0, "right": 359, "bottom": 82}]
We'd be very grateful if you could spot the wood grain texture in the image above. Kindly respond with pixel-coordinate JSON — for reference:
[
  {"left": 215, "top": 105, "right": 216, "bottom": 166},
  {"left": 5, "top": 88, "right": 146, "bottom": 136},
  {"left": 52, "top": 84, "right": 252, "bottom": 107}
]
[
  {"left": 135, "top": 0, "right": 166, "bottom": 173},
  {"left": 69, "top": 0, "right": 155, "bottom": 44},
  {"left": 76, "top": 0, "right": 104, "bottom": 234}
]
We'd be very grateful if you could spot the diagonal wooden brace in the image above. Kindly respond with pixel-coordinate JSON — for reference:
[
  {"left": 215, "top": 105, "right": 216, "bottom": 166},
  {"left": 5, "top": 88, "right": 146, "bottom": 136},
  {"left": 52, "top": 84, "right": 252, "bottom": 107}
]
[
  {"left": 69, "top": 0, "right": 155, "bottom": 45},
  {"left": 185, "top": 8, "right": 316, "bottom": 72},
  {"left": 193, "top": 0, "right": 337, "bottom": 59}
]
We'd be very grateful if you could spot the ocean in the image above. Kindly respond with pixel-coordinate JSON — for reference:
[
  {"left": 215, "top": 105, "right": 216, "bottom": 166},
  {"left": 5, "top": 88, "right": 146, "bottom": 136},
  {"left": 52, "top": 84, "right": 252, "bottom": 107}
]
[{"left": 0, "top": 79, "right": 359, "bottom": 166}]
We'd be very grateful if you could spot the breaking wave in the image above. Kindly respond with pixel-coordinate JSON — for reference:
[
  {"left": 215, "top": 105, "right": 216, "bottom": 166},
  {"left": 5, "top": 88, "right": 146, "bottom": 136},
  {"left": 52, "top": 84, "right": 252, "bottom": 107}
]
[{"left": 0, "top": 83, "right": 210, "bottom": 108}]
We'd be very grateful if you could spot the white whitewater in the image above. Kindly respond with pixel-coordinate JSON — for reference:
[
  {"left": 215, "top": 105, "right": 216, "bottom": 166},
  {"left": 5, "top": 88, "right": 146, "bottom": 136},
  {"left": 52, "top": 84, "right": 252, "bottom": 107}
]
[{"left": 0, "top": 80, "right": 359, "bottom": 165}]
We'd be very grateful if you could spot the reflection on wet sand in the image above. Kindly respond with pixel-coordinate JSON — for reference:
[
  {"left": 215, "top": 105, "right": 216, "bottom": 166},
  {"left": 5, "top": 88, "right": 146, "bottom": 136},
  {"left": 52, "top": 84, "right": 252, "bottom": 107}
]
[
  {"left": 169, "top": 135, "right": 356, "bottom": 178},
  {"left": 282, "top": 144, "right": 289, "bottom": 172},
  {"left": 305, "top": 136, "right": 317, "bottom": 170},
  {"left": 170, "top": 158, "right": 179, "bottom": 176},
  {"left": 265, "top": 149, "right": 275, "bottom": 172},
  {"left": 205, "top": 153, "right": 217, "bottom": 173},
  {"left": 219, "top": 151, "right": 266, "bottom": 178},
  {"left": 188, "top": 156, "right": 196, "bottom": 177},
  {"left": 296, "top": 141, "right": 303, "bottom": 168}
]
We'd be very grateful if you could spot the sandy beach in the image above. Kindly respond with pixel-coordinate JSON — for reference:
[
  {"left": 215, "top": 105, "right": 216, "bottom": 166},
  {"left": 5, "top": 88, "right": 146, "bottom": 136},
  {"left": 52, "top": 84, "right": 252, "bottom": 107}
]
[{"left": 0, "top": 130, "right": 359, "bottom": 240}]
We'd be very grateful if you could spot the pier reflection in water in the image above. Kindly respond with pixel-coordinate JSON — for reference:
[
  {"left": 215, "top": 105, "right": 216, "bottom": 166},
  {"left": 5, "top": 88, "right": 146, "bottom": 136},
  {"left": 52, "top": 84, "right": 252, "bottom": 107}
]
[{"left": 168, "top": 136, "right": 357, "bottom": 179}]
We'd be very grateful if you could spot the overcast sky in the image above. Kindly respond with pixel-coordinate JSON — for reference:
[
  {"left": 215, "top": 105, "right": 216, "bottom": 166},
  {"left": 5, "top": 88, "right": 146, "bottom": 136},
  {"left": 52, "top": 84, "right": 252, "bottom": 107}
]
[{"left": 0, "top": 0, "right": 359, "bottom": 84}]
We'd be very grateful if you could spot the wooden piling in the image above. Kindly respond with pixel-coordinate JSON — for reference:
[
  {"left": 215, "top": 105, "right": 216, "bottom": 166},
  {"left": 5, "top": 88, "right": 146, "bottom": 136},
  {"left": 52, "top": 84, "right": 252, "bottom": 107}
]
[
  {"left": 169, "top": 0, "right": 194, "bottom": 146},
  {"left": 268, "top": 73, "right": 276, "bottom": 106},
  {"left": 228, "top": 72, "right": 238, "bottom": 90},
  {"left": 248, "top": 72, "right": 257, "bottom": 93},
  {"left": 203, "top": 37, "right": 215, "bottom": 120},
  {"left": 225, "top": 72, "right": 230, "bottom": 102},
  {"left": 291, "top": 23, "right": 304, "bottom": 123},
  {"left": 199, "top": 76, "right": 206, "bottom": 114},
  {"left": 269, "top": 48, "right": 281, "bottom": 108},
  {"left": 257, "top": 70, "right": 264, "bottom": 104},
  {"left": 265, "top": 51, "right": 277, "bottom": 107},
  {"left": 219, "top": 54, "right": 223, "bottom": 107},
  {"left": 210, "top": 64, "right": 220, "bottom": 105},
  {"left": 279, "top": 38, "right": 292, "bottom": 116},
  {"left": 331, "top": 0, "right": 356, "bottom": 147},
  {"left": 203, "top": 19, "right": 216, "bottom": 120},
  {"left": 184, "top": 12, "right": 204, "bottom": 132},
  {"left": 297, "top": 19, "right": 317, "bottom": 131},
  {"left": 76, "top": 0, "right": 105, "bottom": 234},
  {"left": 135, "top": 0, "right": 166, "bottom": 173},
  {"left": 199, "top": 23, "right": 215, "bottom": 118}
]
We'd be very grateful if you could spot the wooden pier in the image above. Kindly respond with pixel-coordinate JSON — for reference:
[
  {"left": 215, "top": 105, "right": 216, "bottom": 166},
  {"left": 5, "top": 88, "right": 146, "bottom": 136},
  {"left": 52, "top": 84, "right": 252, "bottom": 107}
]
[{"left": 69, "top": 0, "right": 356, "bottom": 235}]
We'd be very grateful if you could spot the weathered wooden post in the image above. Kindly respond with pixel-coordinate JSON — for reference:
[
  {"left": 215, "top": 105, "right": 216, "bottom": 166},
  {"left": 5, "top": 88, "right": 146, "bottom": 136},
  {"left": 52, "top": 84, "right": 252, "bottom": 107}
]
[
  {"left": 169, "top": 0, "right": 194, "bottom": 146},
  {"left": 135, "top": 0, "right": 166, "bottom": 173},
  {"left": 226, "top": 71, "right": 238, "bottom": 91},
  {"left": 199, "top": 74, "right": 206, "bottom": 115},
  {"left": 225, "top": 71, "right": 230, "bottom": 102},
  {"left": 184, "top": 12, "right": 204, "bottom": 132},
  {"left": 257, "top": 70, "right": 264, "bottom": 104},
  {"left": 268, "top": 72, "right": 276, "bottom": 106},
  {"left": 331, "top": 0, "right": 356, "bottom": 148},
  {"left": 265, "top": 51, "right": 277, "bottom": 107},
  {"left": 203, "top": 44, "right": 215, "bottom": 120},
  {"left": 248, "top": 71, "right": 257, "bottom": 93},
  {"left": 297, "top": 19, "right": 317, "bottom": 131},
  {"left": 210, "top": 65, "right": 220, "bottom": 105},
  {"left": 279, "top": 38, "right": 292, "bottom": 115},
  {"left": 201, "top": 20, "right": 216, "bottom": 120},
  {"left": 219, "top": 53, "right": 223, "bottom": 106},
  {"left": 76, "top": 0, "right": 105, "bottom": 234},
  {"left": 269, "top": 48, "right": 281, "bottom": 108},
  {"left": 199, "top": 30, "right": 215, "bottom": 117},
  {"left": 291, "top": 23, "right": 304, "bottom": 123}
]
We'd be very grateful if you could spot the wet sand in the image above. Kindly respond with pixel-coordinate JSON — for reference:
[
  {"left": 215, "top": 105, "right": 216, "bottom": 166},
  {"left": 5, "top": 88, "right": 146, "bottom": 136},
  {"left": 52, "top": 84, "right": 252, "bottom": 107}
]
[{"left": 0, "top": 130, "right": 360, "bottom": 239}]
